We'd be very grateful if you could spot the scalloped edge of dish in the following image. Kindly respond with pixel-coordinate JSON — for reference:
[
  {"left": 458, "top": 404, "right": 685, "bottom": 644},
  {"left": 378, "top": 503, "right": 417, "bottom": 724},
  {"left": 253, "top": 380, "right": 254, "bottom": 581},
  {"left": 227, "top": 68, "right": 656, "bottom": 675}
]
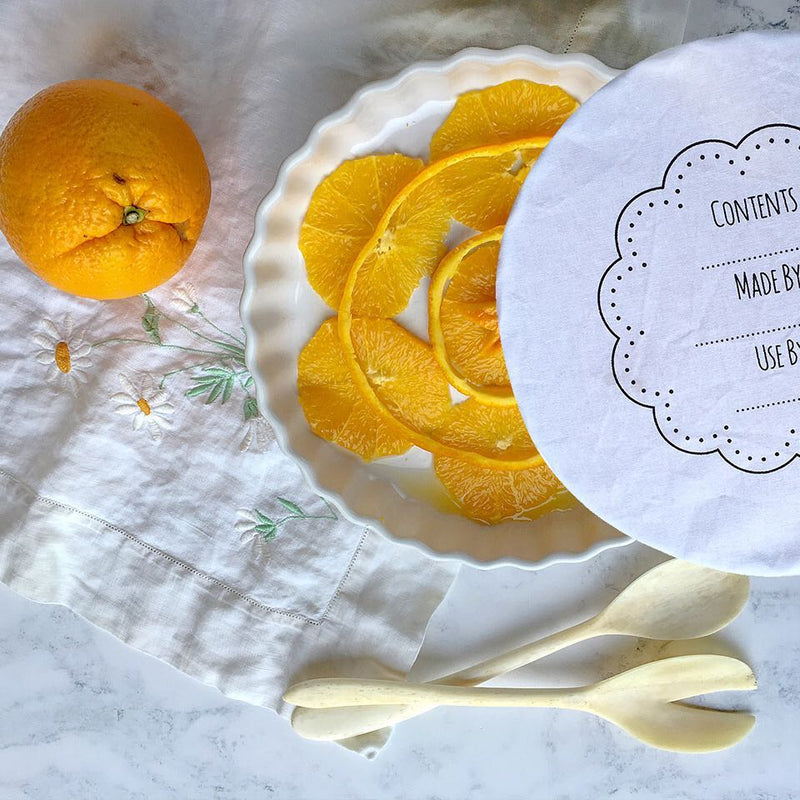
[{"left": 241, "top": 44, "right": 631, "bottom": 570}]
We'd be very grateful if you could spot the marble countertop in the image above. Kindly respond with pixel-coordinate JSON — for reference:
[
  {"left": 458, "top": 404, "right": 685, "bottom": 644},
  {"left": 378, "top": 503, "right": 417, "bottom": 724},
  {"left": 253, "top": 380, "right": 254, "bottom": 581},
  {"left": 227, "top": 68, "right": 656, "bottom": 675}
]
[
  {"left": 5, "top": 3, "right": 800, "bottom": 798},
  {"left": 4, "top": 542, "right": 800, "bottom": 799}
]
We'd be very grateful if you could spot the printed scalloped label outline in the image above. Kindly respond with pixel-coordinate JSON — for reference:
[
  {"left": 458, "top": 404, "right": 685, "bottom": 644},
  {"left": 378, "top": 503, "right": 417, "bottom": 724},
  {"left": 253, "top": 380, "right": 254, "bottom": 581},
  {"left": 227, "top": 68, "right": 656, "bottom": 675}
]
[{"left": 598, "top": 124, "right": 800, "bottom": 474}]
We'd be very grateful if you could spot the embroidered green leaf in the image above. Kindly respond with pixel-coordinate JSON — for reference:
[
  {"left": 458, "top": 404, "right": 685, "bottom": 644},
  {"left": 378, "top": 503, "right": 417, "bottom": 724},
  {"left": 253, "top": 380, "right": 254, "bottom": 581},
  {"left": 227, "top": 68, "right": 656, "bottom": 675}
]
[
  {"left": 141, "top": 299, "right": 162, "bottom": 344},
  {"left": 187, "top": 368, "right": 235, "bottom": 405},
  {"left": 185, "top": 377, "right": 221, "bottom": 395},
  {"left": 255, "top": 509, "right": 273, "bottom": 525},
  {"left": 186, "top": 384, "right": 214, "bottom": 397},
  {"left": 244, "top": 375, "right": 254, "bottom": 389},
  {"left": 255, "top": 522, "right": 278, "bottom": 541},
  {"left": 202, "top": 367, "right": 236, "bottom": 377},
  {"left": 216, "top": 341, "right": 247, "bottom": 367},
  {"left": 321, "top": 498, "right": 339, "bottom": 519},
  {"left": 277, "top": 497, "right": 304, "bottom": 516},
  {"left": 221, "top": 374, "right": 234, "bottom": 404},
  {"left": 243, "top": 397, "right": 259, "bottom": 421},
  {"left": 206, "top": 381, "right": 224, "bottom": 404}
]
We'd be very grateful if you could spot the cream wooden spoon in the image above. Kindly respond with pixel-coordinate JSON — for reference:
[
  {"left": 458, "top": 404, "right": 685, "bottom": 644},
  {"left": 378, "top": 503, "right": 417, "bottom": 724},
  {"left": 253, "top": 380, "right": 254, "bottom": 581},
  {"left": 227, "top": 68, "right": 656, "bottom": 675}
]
[
  {"left": 289, "top": 560, "right": 749, "bottom": 741},
  {"left": 286, "top": 654, "right": 756, "bottom": 752}
]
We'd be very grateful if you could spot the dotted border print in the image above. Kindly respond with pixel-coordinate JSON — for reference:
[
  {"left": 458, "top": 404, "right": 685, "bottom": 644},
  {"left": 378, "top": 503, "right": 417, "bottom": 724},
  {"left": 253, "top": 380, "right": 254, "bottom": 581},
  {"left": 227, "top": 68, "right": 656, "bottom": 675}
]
[{"left": 597, "top": 123, "right": 800, "bottom": 475}]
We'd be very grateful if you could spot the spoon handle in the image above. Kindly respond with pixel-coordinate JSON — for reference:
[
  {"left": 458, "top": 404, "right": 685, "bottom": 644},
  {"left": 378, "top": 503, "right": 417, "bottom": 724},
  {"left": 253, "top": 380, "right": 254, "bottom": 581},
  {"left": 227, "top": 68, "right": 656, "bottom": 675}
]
[
  {"left": 286, "top": 677, "right": 583, "bottom": 709},
  {"left": 442, "top": 616, "right": 598, "bottom": 685},
  {"left": 289, "top": 617, "right": 599, "bottom": 740}
]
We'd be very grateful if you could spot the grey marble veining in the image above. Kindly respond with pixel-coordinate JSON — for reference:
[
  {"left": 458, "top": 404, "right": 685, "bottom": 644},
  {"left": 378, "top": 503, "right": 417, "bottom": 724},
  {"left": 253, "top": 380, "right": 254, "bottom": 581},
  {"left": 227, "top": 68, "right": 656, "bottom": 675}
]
[
  {"left": 5, "top": 3, "right": 800, "bottom": 799},
  {"left": 684, "top": 0, "right": 800, "bottom": 40}
]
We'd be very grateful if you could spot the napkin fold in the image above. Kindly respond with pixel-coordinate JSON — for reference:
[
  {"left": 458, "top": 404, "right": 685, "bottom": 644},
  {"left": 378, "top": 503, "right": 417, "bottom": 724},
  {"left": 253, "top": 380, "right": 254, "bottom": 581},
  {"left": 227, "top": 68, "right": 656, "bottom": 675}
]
[{"left": 0, "top": 0, "right": 689, "bottom": 756}]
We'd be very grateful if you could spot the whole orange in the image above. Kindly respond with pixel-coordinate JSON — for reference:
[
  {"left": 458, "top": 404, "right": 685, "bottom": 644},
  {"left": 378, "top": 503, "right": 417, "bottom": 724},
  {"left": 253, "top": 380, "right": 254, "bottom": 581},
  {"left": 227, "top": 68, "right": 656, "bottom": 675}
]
[{"left": 0, "top": 79, "right": 211, "bottom": 299}]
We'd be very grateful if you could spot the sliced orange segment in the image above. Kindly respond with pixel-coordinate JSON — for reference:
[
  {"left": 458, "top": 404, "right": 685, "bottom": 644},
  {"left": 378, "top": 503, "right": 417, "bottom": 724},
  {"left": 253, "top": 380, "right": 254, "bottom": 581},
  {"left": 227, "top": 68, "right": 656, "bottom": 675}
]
[
  {"left": 426, "top": 146, "right": 543, "bottom": 231},
  {"left": 349, "top": 318, "right": 452, "bottom": 435},
  {"left": 353, "top": 192, "right": 450, "bottom": 317},
  {"left": 434, "top": 456, "right": 567, "bottom": 524},
  {"left": 299, "top": 154, "right": 427, "bottom": 313},
  {"left": 430, "top": 79, "right": 579, "bottom": 160},
  {"left": 298, "top": 318, "right": 412, "bottom": 461},
  {"left": 432, "top": 399, "right": 566, "bottom": 523},
  {"left": 429, "top": 226, "right": 514, "bottom": 406},
  {"left": 434, "top": 399, "right": 536, "bottom": 461}
]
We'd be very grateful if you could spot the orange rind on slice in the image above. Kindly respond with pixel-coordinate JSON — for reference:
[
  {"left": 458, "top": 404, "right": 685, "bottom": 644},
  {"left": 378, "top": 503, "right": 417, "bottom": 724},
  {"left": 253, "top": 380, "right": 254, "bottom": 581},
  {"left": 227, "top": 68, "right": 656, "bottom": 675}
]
[
  {"left": 298, "top": 318, "right": 412, "bottom": 461},
  {"left": 428, "top": 226, "right": 514, "bottom": 406},
  {"left": 430, "top": 79, "right": 579, "bottom": 160},
  {"left": 432, "top": 399, "right": 566, "bottom": 523},
  {"left": 299, "top": 154, "right": 428, "bottom": 313}
]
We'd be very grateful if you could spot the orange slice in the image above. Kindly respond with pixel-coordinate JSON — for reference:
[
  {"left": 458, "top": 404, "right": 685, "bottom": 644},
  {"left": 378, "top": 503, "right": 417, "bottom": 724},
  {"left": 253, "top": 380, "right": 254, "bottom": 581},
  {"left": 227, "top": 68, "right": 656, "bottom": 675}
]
[
  {"left": 434, "top": 399, "right": 536, "bottom": 461},
  {"left": 432, "top": 399, "right": 566, "bottom": 523},
  {"left": 426, "top": 79, "right": 579, "bottom": 230},
  {"left": 298, "top": 317, "right": 452, "bottom": 460},
  {"left": 337, "top": 141, "right": 551, "bottom": 468},
  {"left": 298, "top": 318, "right": 412, "bottom": 461},
  {"left": 429, "top": 226, "right": 514, "bottom": 406},
  {"left": 302, "top": 143, "right": 553, "bottom": 319},
  {"left": 349, "top": 317, "right": 452, "bottom": 436},
  {"left": 299, "top": 154, "right": 439, "bottom": 315},
  {"left": 301, "top": 86, "right": 569, "bottom": 316},
  {"left": 301, "top": 79, "right": 579, "bottom": 472},
  {"left": 427, "top": 145, "right": 544, "bottom": 231},
  {"left": 430, "top": 79, "right": 579, "bottom": 160},
  {"left": 435, "top": 456, "right": 567, "bottom": 524}
]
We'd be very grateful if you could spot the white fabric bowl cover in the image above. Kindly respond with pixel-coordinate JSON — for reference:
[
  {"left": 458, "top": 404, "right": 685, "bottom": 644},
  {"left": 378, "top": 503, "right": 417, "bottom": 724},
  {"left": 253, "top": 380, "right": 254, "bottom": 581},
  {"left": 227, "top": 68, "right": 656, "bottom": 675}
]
[{"left": 499, "top": 31, "right": 800, "bottom": 576}]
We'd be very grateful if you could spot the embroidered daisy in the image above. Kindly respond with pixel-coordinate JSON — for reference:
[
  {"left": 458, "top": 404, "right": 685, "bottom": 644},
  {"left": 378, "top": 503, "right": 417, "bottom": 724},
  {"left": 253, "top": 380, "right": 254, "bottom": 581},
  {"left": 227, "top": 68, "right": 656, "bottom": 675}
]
[
  {"left": 33, "top": 315, "right": 92, "bottom": 394},
  {"left": 111, "top": 373, "right": 175, "bottom": 443},
  {"left": 170, "top": 282, "right": 199, "bottom": 314},
  {"left": 240, "top": 398, "right": 271, "bottom": 453}
]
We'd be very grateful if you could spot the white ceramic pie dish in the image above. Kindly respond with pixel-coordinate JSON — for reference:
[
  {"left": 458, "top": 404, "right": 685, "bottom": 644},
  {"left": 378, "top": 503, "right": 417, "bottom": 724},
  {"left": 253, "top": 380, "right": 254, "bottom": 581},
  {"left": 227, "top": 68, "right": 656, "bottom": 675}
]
[{"left": 241, "top": 45, "right": 630, "bottom": 569}]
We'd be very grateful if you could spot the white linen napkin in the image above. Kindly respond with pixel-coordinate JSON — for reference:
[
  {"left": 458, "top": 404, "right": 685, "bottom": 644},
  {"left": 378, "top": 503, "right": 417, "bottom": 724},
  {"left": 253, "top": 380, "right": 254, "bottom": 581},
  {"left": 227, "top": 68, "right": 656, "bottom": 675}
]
[{"left": 0, "top": 0, "right": 689, "bottom": 756}]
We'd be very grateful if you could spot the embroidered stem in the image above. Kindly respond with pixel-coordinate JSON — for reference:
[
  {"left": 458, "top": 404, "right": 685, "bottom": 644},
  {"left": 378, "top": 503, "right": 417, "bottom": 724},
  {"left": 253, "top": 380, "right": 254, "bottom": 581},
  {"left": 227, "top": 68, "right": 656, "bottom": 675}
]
[
  {"left": 273, "top": 512, "right": 338, "bottom": 526},
  {"left": 158, "top": 361, "right": 216, "bottom": 389},
  {"left": 91, "top": 337, "right": 225, "bottom": 359},
  {"left": 196, "top": 309, "right": 246, "bottom": 346}
]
